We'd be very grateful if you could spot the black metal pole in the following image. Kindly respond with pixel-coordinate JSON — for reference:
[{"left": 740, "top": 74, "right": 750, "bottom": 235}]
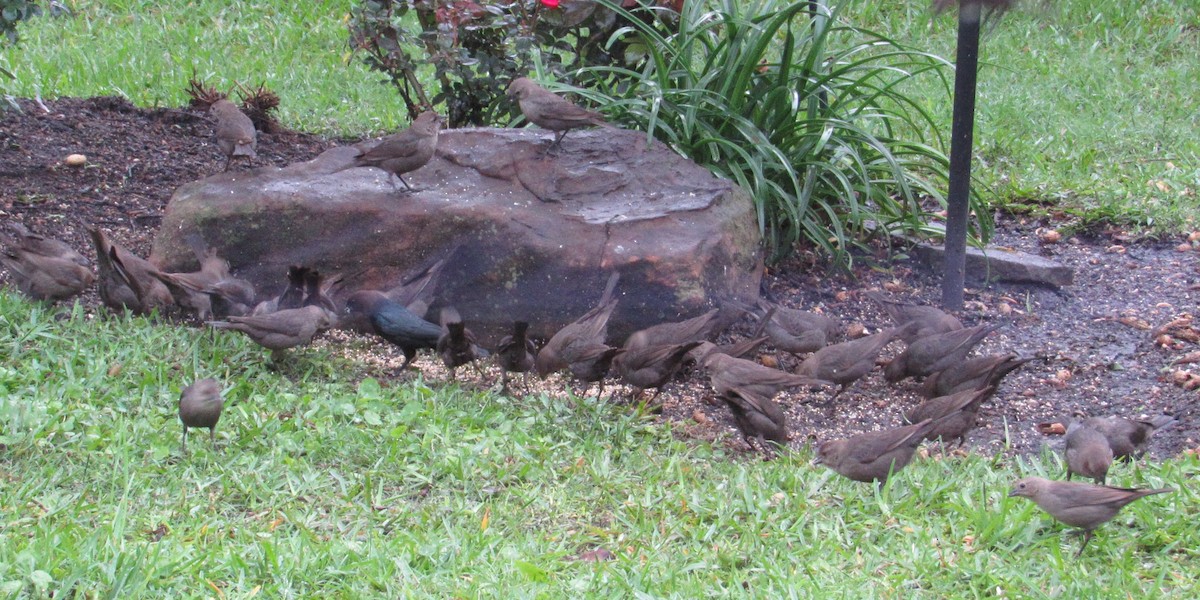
[{"left": 941, "top": 1, "right": 982, "bottom": 310}]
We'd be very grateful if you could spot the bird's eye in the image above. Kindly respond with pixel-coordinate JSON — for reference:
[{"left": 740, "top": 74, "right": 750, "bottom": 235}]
[{"left": 1018, "top": 483, "right": 1026, "bottom": 489}]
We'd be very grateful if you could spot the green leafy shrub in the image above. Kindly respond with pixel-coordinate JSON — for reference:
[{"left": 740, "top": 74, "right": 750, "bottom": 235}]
[
  {"left": 347, "top": 0, "right": 680, "bottom": 127},
  {"left": 1, "top": 0, "right": 41, "bottom": 46},
  {"left": 572, "top": 0, "right": 992, "bottom": 265}
]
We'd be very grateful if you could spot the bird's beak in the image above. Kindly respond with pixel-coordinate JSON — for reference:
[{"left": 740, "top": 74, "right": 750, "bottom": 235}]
[
  {"left": 1007, "top": 490, "right": 1019, "bottom": 498},
  {"left": 811, "top": 456, "right": 823, "bottom": 466}
]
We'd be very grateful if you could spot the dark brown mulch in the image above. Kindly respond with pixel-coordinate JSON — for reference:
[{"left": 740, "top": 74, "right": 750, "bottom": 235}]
[{"left": 2, "top": 96, "right": 1197, "bottom": 460}]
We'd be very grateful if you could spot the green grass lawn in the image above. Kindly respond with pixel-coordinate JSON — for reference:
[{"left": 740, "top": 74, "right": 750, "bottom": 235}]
[
  {"left": 1, "top": 293, "right": 1198, "bottom": 596},
  {"left": 2, "top": 0, "right": 1196, "bottom": 233}
]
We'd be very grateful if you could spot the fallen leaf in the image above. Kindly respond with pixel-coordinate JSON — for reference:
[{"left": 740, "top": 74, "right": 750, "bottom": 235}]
[{"left": 1037, "top": 422, "right": 1066, "bottom": 435}]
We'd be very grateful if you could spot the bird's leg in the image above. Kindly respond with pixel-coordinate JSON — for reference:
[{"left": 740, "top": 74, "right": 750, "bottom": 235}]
[
  {"left": 500, "top": 369, "right": 511, "bottom": 396},
  {"left": 470, "top": 360, "right": 487, "bottom": 380},
  {"left": 223, "top": 156, "right": 233, "bottom": 172},
  {"left": 209, "top": 427, "right": 218, "bottom": 452},
  {"left": 757, "top": 435, "right": 775, "bottom": 461},
  {"left": 1075, "top": 531, "right": 1095, "bottom": 558},
  {"left": 181, "top": 425, "right": 188, "bottom": 454},
  {"left": 392, "top": 174, "right": 414, "bottom": 193}
]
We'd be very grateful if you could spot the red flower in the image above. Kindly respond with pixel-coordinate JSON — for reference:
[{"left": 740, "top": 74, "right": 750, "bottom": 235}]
[{"left": 540, "top": 0, "right": 560, "bottom": 7}]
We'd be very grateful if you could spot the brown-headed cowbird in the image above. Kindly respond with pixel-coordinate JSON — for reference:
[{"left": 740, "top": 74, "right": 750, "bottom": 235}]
[
  {"left": 343, "top": 290, "right": 442, "bottom": 371},
  {"left": 496, "top": 320, "right": 536, "bottom": 394},
  {"left": 921, "top": 353, "right": 1034, "bottom": 399},
  {"left": 1065, "top": 421, "right": 1113, "bottom": 485},
  {"left": 1, "top": 223, "right": 94, "bottom": 303},
  {"left": 687, "top": 336, "right": 770, "bottom": 365},
  {"left": 536, "top": 272, "right": 620, "bottom": 377},
  {"left": 179, "top": 377, "right": 223, "bottom": 452},
  {"left": 211, "top": 98, "right": 257, "bottom": 172},
  {"left": 565, "top": 343, "right": 623, "bottom": 399},
  {"left": 702, "top": 351, "right": 832, "bottom": 399},
  {"left": 905, "top": 386, "right": 995, "bottom": 446},
  {"left": 718, "top": 387, "right": 788, "bottom": 457},
  {"left": 90, "top": 228, "right": 174, "bottom": 315},
  {"left": 1008, "top": 477, "right": 1172, "bottom": 556},
  {"left": 614, "top": 341, "right": 703, "bottom": 402},
  {"left": 814, "top": 419, "right": 936, "bottom": 484},
  {"left": 506, "top": 77, "right": 606, "bottom": 151},
  {"left": 865, "top": 290, "right": 962, "bottom": 344},
  {"left": 437, "top": 306, "right": 488, "bottom": 380},
  {"left": 344, "top": 111, "right": 441, "bottom": 192},
  {"left": 253, "top": 265, "right": 309, "bottom": 316},
  {"left": 1082, "top": 415, "right": 1177, "bottom": 461},
  {"left": 755, "top": 299, "right": 840, "bottom": 356},
  {"left": 207, "top": 304, "right": 334, "bottom": 361},
  {"left": 884, "top": 322, "right": 1002, "bottom": 383},
  {"left": 623, "top": 308, "right": 720, "bottom": 351},
  {"left": 795, "top": 328, "right": 897, "bottom": 398},
  {"left": 152, "top": 243, "right": 252, "bottom": 320}
]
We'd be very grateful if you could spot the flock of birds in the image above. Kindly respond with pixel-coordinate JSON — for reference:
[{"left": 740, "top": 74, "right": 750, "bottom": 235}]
[{"left": 1, "top": 76, "right": 1179, "bottom": 556}]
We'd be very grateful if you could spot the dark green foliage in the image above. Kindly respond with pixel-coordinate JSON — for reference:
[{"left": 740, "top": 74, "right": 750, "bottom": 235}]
[{"left": 347, "top": 0, "right": 679, "bottom": 127}]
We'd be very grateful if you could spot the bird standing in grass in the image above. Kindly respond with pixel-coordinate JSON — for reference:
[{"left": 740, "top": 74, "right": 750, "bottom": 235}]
[
  {"left": 207, "top": 304, "right": 335, "bottom": 362},
  {"left": 1008, "top": 477, "right": 1171, "bottom": 556},
  {"left": 1, "top": 223, "right": 94, "bottom": 303},
  {"left": 814, "top": 420, "right": 935, "bottom": 484},
  {"left": 179, "top": 378, "right": 224, "bottom": 453}
]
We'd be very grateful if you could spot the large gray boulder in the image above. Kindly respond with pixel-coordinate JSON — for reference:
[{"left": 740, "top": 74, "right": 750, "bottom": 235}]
[{"left": 151, "top": 127, "right": 762, "bottom": 345}]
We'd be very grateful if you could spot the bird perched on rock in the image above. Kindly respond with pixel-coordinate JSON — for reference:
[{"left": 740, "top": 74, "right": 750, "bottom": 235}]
[
  {"left": 905, "top": 386, "right": 995, "bottom": 447},
  {"left": 623, "top": 308, "right": 721, "bottom": 351},
  {"left": 90, "top": 228, "right": 174, "bottom": 315},
  {"left": 1081, "top": 414, "right": 1177, "bottom": 461},
  {"left": 865, "top": 291, "right": 962, "bottom": 344},
  {"left": 814, "top": 419, "right": 936, "bottom": 484},
  {"left": 1, "top": 223, "right": 94, "bottom": 303},
  {"left": 437, "top": 306, "right": 488, "bottom": 380},
  {"left": 921, "top": 353, "right": 1033, "bottom": 399},
  {"left": 1008, "top": 477, "right": 1172, "bottom": 556},
  {"left": 884, "top": 322, "right": 1002, "bottom": 383},
  {"left": 536, "top": 272, "right": 620, "bottom": 377},
  {"left": 718, "top": 387, "right": 788, "bottom": 458},
  {"left": 614, "top": 341, "right": 704, "bottom": 402},
  {"left": 1064, "top": 421, "right": 1113, "bottom": 485},
  {"left": 506, "top": 77, "right": 606, "bottom": 152},
  {"left": 343, "top": 290, "right": 442, "bottom": 371},
  {"left": 754, "top": 299, "right": 840, "bottom": 357},
  {"left": 343, "top": 111, "right": 441, "bottom": 192},
  {"left": 179, "top": 378, "right": 223, "bottom": 452},
  {"left": 496, "top": 320, "right": 537, "bottom": 394},
  {"left": 207, "top": 304, "right": 334, "bottom": 362},
  {"left": 795, "top": 328, "right": 898, "bottom": 399},
  {"left": 703, "top": 350, "right": 831, "bottom": 400},
  {"left": 210, "top": 98, "right": 257, "bottom": 171}
]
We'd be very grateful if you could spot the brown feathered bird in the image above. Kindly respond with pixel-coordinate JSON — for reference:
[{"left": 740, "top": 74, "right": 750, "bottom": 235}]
[
  {"left": 344, "top": 111, "right": 441, "bottom": 191},
  {"left": 921, "top": 353, "right": 1033, "bottom": 399},
  {"left": 718, "top": 387, "right": 788, "bottom": 458},
  {"left": 755, "top": 299, "right": 840, "bottom": 356},
  {"left": 1081, "top": 415, "right": 1176, "bottom": 461},
  {"left": 1, "top": 223, "right": 94, "bottom": 303},
  {"left": 1064, "top": 421, "right": 1113, "bottom": 485},
  {"left": 814, "top": 419, "right": 936, "bottom": 484},
  {"left": 90, "top": 228, "right": 174, "bottom": 315},
  {"left": 565, "top": 343, "right": 623, "bottom": 399},
  {"left": 210, "top": 99, "right": 257, "bottom": 171},
  {"left": 437, "top": 306, "right": 487, "bottom": 380},
  {"left": 795, "top": 328, "right": 898, "bottom": 398},
  {"left": 1008, "top": 477, "right": 1172, "bottom": 556},
  {"left": 884, "top": 322, "right": 1002, "bottom": 383},
  {"left": 152, "top": 240, "right": 252, "bottom": 320},
  {"left": 622, "top": 308, "right": 720, "bottom": 351},
  {"left": 614, "top": 341, "right": 704, "bottom": 402},
  {"left": 687, "top": 336, "right": 770, "bottom": 364},
  {"left": 703, "top": 351, "right": 831, "bottom": 400},
  {"left": 207, "top": 304, "right": 335, "bottom": 361},
  {"left": 536, "top": 272, "right": 620, "bottom": 377},
  {"left": 496, "top": 320, "right": 537, "bottom": 394},
  {"left": 179, "top": 378, "right": 224, "bottom": 453},
  {"left": 506, "top": 77, "right": 606, "bottom": 151},
  {"left": 865, "top": 291, "right": 962, "bottom": 344},
  {"left": 904, "top": 386, "right": 995, "bottom": 447}
]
